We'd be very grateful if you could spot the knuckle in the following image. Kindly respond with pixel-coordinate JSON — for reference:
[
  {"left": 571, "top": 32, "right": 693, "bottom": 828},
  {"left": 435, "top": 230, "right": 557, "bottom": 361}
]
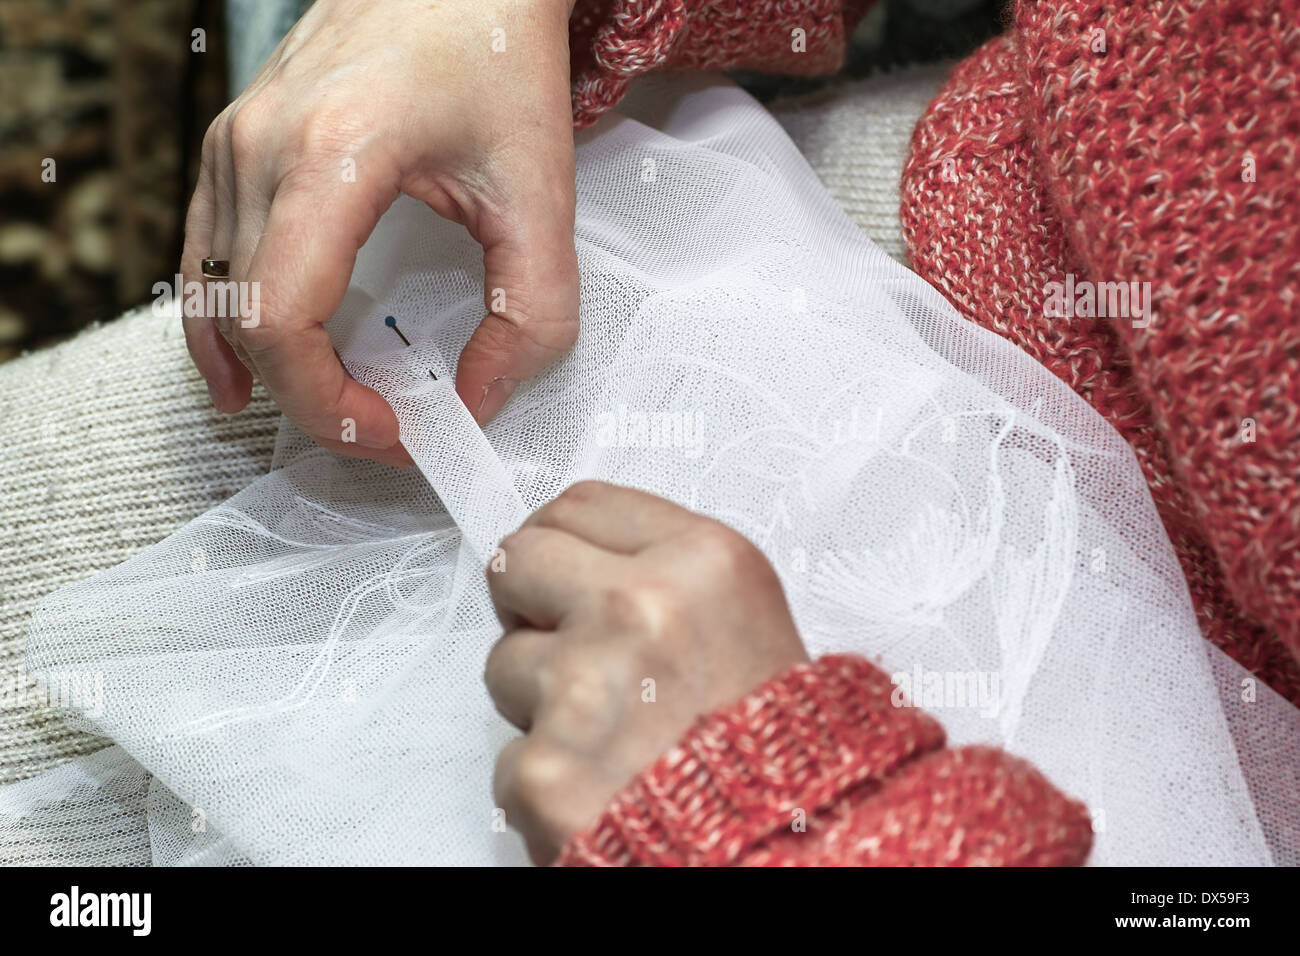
[
  {"left": 227, "top": 103, "right": 266, "bottom": 165},
  {"left": 481, "top": 290, "right": 579, "bottom": 352},
  {"left": 482, "top": 637, "right": 512, "bottom": 697},
  {"left": 541, "top": 307, "right": 580, "bottom": 351},
  {"left": 547, "top": 649, "right": 623, "bottom": 724},
  {"left": 510, "top": 744, "right": 571, "bottom": 808},
  {"left": 293, "top": 108, "right": 353, "bottom": 159},
  {"left": 200, "top": 113, "right": 225, "bottom": 158},
  {"left": 461, "top": 315, "right": 525, "bottom": 374},
  {"left": 526, "top": 483, "right": 603, "bottom": 533},
  {"left": 546, "top": 317, "right": 577, "bottom": 356},
  {"left": 230, "top": 321, "right": 281, "bottom": 357},
  {"left": 181, "top": 198, "right": 209, "bottom": 253},
  {"left": 491, "top": 738, "right": 527, "bottom": 809},
  {"left": 691, "top": 522, "right": 770, "bottom": 583},
  {"left": 594, "top": 583, "right": 670, "bottom": 636},
  {"left": 502, "top": 740, "right": 588, "bottom": 866},
  {"left": 555, "top": 480, "right": 606, "bottom": 511},
  {"left": 316, "top": 382, "right": 354, "bottom": 426},
  {"left": 497, "top": 527, "right": 541, "bottom": 567}
]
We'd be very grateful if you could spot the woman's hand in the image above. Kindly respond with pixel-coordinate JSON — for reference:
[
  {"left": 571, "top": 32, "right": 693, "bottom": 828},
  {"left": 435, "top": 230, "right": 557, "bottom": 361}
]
[
  {"left": 182, "top": 0, "right": 580, "bottom": 466},
  {"left": 485, "top": 481, "right": 810, "bottom": 864}
]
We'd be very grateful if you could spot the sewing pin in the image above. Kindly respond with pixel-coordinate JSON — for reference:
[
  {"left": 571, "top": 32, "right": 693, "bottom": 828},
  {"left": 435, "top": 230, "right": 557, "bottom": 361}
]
[{"left": 384, "top": 315, "right": 437, "bottom": 380}]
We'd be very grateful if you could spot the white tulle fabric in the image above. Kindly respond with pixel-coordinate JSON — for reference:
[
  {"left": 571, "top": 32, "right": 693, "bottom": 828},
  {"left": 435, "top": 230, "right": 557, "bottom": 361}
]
[{"left": 2, "top": 77, "right": 1296, "bottom": 867}]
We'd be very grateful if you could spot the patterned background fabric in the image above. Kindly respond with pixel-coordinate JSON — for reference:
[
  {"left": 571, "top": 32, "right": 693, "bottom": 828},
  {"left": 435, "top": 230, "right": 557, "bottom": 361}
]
[{"left": 0, "top": 0, "right": 227, "bottom": 363}]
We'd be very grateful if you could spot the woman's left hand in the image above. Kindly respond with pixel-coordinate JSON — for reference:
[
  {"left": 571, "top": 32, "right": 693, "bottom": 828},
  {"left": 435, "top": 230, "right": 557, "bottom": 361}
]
[{"left": 484, "top": 480, "right": 809, "bottom": 864}]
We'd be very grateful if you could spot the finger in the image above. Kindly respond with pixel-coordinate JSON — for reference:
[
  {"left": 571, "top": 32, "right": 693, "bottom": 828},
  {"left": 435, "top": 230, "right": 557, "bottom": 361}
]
[
  {"left": 492, "top": 736, "right": 580, "bottom": 866},
  {"left": 209, "top": 108, "right": 238, "bottom": 264},
  {"left": 181, "top": 125, "right": 253, "bottom": 412},
  {"left": 492, "top": 737, "right": 550, "bottom": 863},
  {"left": 523, "top": 480, "right": 699, "bottom": 554},
  {"left": 312, "top": 435, "right": 414, "bottom": 469},
  {"left": 450, "top": 144, "right": 580, "bottom": 424},
  {"left": 228, "top": 120, "right": 274, "bottom": 281},
  {"left": 239, "top": 176, "right": 402, "bottom": 449},
  {"left": 488, "top": 526, "right": 611, "bottom": 629},
  {"left": 208, "top": 103, "right": 271, "bottom": 412},
  {"left": 484, "top": 628, "right": 553, "bottom": 731}
]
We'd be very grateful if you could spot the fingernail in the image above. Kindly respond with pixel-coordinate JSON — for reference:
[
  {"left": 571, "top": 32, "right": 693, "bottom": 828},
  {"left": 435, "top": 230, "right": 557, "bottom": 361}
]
[
  {"left": 207, "top": 382, "right": 222, "bottom": 410},
  {"left": 357, "top": 426, "right": 400, "bottom": 449},
  {"left": 476, "top": 378, "right": 519, "bottom": 424}
]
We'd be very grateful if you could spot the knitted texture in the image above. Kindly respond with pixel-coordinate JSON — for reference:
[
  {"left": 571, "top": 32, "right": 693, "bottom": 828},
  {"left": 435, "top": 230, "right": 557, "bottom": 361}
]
[
  {"left": 558, "top": 655, "right": 1094, "bottom": 866},
  {"left": 769, "top": 61, "right": 952, "bottom": 262},
  {"left": 901, "top": 1, "right": 1300, "bottom": 702},
  {"left": 568, "top": 0, "right": 876, "bottom": 125},
  {"left": 0, "top": 307, "right": 280, "bottom": 785}
]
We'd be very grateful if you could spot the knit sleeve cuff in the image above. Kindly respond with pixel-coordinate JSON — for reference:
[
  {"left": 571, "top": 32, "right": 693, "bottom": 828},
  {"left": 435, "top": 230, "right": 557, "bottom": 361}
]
[
  {"left": 567, "top": 1, "right": 876, "bottom": 127},
  {"left": 555, "top": 653, "right": 946, "bottom": 866}
]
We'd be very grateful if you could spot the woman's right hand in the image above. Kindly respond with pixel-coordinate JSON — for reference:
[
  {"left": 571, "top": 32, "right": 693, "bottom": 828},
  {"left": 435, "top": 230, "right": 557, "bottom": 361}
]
[{"left": 182, "top": 0, "right": 581, "bottom": 466}]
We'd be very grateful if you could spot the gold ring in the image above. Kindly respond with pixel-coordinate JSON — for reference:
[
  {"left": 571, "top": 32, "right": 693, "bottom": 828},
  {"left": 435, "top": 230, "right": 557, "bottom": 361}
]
[{"left": 201, "top": 258, "right": 230, "bottom": 279}]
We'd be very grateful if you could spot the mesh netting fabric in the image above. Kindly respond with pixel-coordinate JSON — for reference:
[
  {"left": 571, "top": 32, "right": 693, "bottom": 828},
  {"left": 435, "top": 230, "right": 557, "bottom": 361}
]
[{"left": 2, "top": 76, "right": 1295, "bottom": 866}]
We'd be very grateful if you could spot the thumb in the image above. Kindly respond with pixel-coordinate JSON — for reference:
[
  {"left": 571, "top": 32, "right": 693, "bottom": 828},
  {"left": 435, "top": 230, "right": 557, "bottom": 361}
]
[{"left": 454, "top": 165, "right": 580, "bottom": 424}]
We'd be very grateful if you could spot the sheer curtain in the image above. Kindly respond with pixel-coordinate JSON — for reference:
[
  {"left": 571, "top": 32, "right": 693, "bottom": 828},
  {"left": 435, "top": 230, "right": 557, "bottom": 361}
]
[{"left": 2, "top": 76, "right": 1294, "bottom": 866}]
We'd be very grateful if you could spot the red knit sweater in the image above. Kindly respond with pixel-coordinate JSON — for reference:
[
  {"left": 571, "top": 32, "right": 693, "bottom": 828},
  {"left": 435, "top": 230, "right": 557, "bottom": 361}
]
[
  {"left": 568, "top": 0, "right": 876, "bottom": 125},
  {"left": 553, "top": 0, "right": 1299, "bottom": 865},
  {"left": 900, "top": 0, "right": 1300, "bottom": 702},
  {"left": 558, "top": 656, "right": 1093, "bottom": 866}
]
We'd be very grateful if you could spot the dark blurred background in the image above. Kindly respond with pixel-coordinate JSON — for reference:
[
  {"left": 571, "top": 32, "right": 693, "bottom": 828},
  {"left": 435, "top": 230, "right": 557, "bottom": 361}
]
[
  {"left": 0, "top": 0, "right": 226, "bottom": 364},
  {"left": 0, "top": 0, "right": 1002, "bottom": 365}
]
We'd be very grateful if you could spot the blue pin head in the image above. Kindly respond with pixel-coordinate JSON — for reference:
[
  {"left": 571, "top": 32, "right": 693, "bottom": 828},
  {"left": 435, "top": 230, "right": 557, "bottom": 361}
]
[{"left": 384, "top": 315, "right": 397, "bottom": 328}]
